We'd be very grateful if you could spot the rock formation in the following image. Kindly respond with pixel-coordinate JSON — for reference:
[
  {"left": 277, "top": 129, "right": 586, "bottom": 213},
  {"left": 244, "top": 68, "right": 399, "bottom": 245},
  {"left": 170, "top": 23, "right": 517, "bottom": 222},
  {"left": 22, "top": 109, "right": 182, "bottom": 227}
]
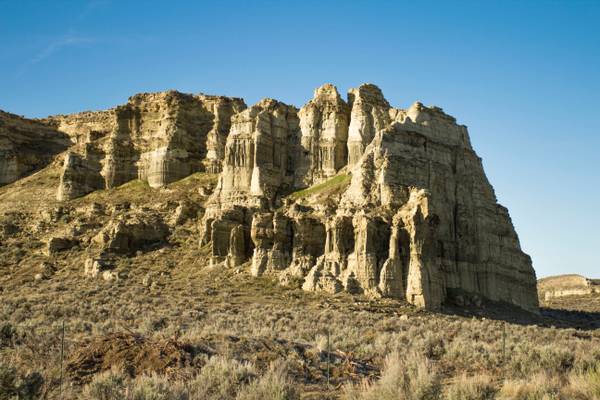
[
  {"left": 295, "top": 84, "right": 350, "bottom": 186},
  {"left": 346, "top": 84, "right": 390, "bottom": 166},
  {"left": 0, "top": 83, "right": 539, "bottom": 313},
  {"left": 52, "top": 91, "right": 245, "bottom": 200},
  {"left": 92, "top": 211, "right": 169, "bottom": 255},
  {"left": 0, "top": 111, "right": 71, "bottom": 185},
  {"left": 538, "top": 274, "right": 600, "bottom": 300},
  {"left": 200, "top": 83, "right": 539, "bottom": 313}
]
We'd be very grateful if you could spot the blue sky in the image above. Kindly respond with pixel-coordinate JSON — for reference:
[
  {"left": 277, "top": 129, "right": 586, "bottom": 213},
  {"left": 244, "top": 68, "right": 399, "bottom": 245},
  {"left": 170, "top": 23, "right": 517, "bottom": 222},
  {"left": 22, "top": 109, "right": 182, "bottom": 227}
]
[{"left": 1, "top": 0, "right": 599, "bottom": 278}]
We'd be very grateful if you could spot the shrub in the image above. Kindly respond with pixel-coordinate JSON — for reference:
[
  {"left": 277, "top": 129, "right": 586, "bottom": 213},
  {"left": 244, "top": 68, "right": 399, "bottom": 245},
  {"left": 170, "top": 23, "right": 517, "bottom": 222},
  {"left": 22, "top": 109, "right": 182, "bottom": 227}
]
[
  {"left": 189, "top": 356, "right": 256, "bottom": 399},
  {"left": 0, "top": 323, "right": 16, "bottom": 346},
  {"left": 129, "top": 374, "right": 188, "bottom": 400},
  {"left": 236, "top": 361, "right": 299, "bottom": 400},
  {"left": 0, "top": 364, "right": 43, "bottom": 400},
  {"left": 343, "top": 351, "right": 440, "bottom": 400},
  {"left": 497, "top": 373, "right": 565, "bottom": 400},
  {"left": 0, "top": 365, "right": 18, "bottom": 399},
  {"left": 566, "top": 364, "right": 600, "bottom": 399},
  {"left": 420, "top": 332, "right": 445, "bottom": 360},
  {"left": 445, "top": 374, "right": 496, "bottom": 400},
  {"left": 82, "top": 369, "right": 127, "bottom": 400},
  {"left": 16, "top": 372, "right": 44, "bottom": 400}
]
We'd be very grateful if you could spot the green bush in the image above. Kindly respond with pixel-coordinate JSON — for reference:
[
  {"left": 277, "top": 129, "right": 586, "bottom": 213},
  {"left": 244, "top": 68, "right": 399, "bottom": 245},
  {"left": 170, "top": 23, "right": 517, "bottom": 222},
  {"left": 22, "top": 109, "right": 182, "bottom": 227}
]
[
  {"left": 0, "top": 364, "right": 43, "bottom": 400},
  {"left": 0, "top": 323, "right": 16, "bottom": 347}
]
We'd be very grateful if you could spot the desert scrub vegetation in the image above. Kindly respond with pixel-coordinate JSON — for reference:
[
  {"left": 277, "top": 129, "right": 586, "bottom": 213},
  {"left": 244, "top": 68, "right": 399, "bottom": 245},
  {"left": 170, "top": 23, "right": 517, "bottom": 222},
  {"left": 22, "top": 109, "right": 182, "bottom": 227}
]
[
  {"left": 78, "top": 359, "right": 298, "bottom": 400},
  {"left": 343, "top": 351, "right": 440, "bottom": 400},
  {"left": 1, "top": 260, "right": 600, "bottom": 398},
  {"left": 1, "top": 139, "right": 599, "bottom": 399},
  {"left": 343, "top": 357, "right": 600, "bottom": 400},
  {"left": 445, "top": 374, "right": 496, "bottom": 400}
]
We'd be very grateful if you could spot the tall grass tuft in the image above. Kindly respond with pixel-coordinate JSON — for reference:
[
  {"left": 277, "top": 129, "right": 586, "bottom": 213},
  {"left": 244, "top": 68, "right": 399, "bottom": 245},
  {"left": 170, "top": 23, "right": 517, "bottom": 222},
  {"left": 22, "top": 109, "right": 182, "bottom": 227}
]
[
  {"left": 497, "top": 373, "right": 565, "bottom": 400},
  {"left": 566, "top": 364, "right": 600, "bottom": 399},
  {"left": 236, "top": 360, "right": 299, "bottom": 400},
  {"left": 445, "top": 374, "right": 496, "bottom": 400},
  {"left": 189, "top": 356, "right": 257, "bottom": 399},
  {"left": 343, "top": 351, "right": 440, "bottom": 400}
]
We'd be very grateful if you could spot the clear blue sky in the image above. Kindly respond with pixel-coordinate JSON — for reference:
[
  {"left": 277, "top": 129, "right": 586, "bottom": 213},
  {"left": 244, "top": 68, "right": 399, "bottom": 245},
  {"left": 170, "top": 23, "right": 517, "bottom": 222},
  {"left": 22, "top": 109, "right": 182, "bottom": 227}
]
[{"left": 1, "top": 1, "right": 599, "bottom": 278}]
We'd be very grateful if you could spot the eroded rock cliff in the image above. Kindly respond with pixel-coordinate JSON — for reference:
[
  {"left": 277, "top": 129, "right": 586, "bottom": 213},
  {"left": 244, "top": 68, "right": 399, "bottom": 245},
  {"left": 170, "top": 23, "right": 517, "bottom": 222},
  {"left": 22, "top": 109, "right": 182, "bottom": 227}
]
[
  {"left": 200, "top": 83, "right": 539, "bottom": 313},
  {"left": 0, "top": 83, "right": 538, "bottom": 313},
  {"left": 0, "top": 111, "right": 71, "bottom": 185},
  {"left": 52, "top": 91, "right": 245, "bottom": 200}
]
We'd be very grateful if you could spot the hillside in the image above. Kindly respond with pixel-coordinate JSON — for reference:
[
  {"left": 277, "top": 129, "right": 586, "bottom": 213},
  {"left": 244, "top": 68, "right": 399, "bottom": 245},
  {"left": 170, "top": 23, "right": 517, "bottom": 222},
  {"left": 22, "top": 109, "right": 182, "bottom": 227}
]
[
  {"left": 0, "top": 84, "right": 598, "bottom": 399},
  {"left": 0, "top": 158, "right": 598, "bottom": 398}
]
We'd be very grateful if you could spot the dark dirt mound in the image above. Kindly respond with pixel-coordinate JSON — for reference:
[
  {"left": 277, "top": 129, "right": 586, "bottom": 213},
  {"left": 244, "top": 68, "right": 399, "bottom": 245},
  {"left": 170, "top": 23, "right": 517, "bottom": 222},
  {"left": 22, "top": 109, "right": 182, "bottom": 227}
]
[
  {"left": 66, "top": 333, "right": 202, "bottom": 383},
  {"left": 66, "top": 332, "right": 379, "bottom": 387}
]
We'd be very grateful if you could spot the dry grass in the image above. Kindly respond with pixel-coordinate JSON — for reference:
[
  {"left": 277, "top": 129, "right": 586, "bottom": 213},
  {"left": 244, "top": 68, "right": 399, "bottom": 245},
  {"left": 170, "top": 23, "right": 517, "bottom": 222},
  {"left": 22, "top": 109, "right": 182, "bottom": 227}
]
[
  {"left": 1, "top": 165, "right": 600, "bottom": 399},
  {"left": 343, "top": 351, "right": 440, "bottom": 400},
  {"left": 445, "top": 374, "right": 496, "bottom": 400},
  {"left": 2, "top": 263, "right": 599, "bottom": 399}
]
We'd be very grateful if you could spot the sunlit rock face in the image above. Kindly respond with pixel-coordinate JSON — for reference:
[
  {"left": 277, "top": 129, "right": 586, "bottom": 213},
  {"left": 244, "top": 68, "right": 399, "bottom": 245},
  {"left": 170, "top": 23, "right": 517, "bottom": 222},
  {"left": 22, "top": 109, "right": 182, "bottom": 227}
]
[
  {"left": 199, "top": 83, "right": 539, "bottom": 314},
  {"left": 213, "top": 98, "right": 301, "bottom": 208},
  {"left": 295, "top": 83, "right": 350, "bottom": 186},
  {"left": 0, "top": 111, "right": 71, "bottom": 186},
  {"left": 346, "top": 83, "right": 391, "bottom": 166},
  {"left": 2, "top": 82, "right": 537, "bottom": 313},
  {"left": 52, "top": 91, "right": 245, "bottom": 200}
]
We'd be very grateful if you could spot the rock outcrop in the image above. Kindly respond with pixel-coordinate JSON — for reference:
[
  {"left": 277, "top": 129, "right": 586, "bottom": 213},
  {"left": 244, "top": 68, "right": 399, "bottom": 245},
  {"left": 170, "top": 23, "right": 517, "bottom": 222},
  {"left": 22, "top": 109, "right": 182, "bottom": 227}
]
[
  {"left": 200, "top": 83, "right": 539, "bottom": 313},
  {"left": 204, "top": 98, "right": 301, "bottom": 212},
  {"left": 295, "top": 84, "right": 350, "bottom": 186},
  {"left": 538, "top": 274, "right": 600, "bottom": 300},
  {"left": 0, "top": 111, "right": 71, "bottom": 185},
  {"left": 54, "top": 91, "right": 245, "bottom": 200},
  {"left": 92, "top": 212, "right": 169, "bottom": 255},
  {"left": 1, "top": 83, "right": 538, "bottom": 313},
  {"left": 346, "top": 84, "right": 390, "bottom": 166}
]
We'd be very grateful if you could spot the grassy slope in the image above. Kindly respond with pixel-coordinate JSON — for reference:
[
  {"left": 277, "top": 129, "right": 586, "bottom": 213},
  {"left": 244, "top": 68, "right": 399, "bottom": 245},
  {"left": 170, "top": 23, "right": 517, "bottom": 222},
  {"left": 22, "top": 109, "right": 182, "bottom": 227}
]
[{"left": 1, "top": 169, "right": 600, "bottom": 399}]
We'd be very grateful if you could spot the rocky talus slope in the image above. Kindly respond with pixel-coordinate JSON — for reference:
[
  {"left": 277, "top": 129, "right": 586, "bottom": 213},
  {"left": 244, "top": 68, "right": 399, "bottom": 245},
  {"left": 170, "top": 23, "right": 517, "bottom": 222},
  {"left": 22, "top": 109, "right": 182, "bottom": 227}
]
[{"left": 0, "top": 83, "right": 538, "bottom": 313}]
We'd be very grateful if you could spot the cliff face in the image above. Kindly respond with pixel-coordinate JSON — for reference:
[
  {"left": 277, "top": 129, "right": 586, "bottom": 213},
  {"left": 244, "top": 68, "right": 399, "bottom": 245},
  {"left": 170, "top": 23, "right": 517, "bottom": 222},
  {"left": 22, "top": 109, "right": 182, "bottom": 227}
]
[
  {"left": 53, "top": 91, "right": 245, "bottom": 200},
  {"left": 0, "top": 84, "right": 538, "bottom": 313},
  {"left": 200, "top": 83, "right": 539, "bottom": 313},
  {"left": 0, "top": 111, "right": 71, "bottom": 185},
  {"left": 296, "top": 84, "right": 350, "bottom": 186}
]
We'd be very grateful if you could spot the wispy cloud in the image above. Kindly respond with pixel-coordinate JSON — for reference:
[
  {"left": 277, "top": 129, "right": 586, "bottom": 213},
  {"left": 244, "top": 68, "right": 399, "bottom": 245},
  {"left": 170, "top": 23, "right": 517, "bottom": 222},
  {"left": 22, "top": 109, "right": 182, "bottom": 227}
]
[
  {"left": 77, "top": 0, "right": 110, "bottom": 21},
  {"left": 29, "top": 34, "right": 95, "bottom": 65},
  {"left": 16, "top": 0, "right": 108, "bottom": 77},
  {"left": 17, "top": 33, "right": 95, "bottom": 77}
]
